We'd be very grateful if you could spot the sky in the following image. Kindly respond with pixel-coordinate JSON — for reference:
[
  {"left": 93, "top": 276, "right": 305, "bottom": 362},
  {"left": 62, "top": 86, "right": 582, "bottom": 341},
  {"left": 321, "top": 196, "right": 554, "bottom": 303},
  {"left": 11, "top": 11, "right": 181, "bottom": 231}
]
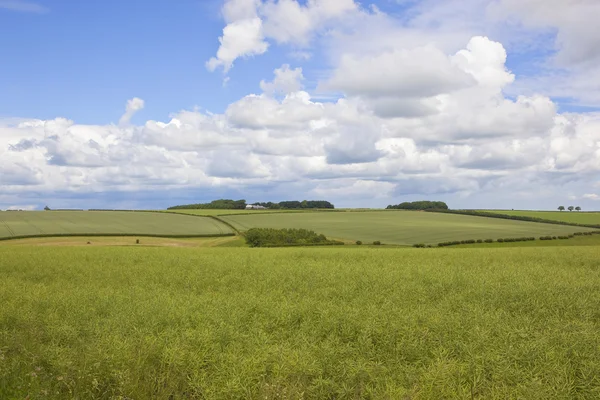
[{"left": 1, "top": 0, "right": 600, "bottom": 210}]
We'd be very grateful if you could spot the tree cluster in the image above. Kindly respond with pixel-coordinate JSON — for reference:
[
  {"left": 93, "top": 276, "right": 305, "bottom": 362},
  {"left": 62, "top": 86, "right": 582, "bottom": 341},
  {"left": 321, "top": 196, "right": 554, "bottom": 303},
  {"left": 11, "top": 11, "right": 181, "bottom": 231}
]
[
  {"left": 244, "top": 228, "right": 344, "bottom": 247},
  {"left": 253, "top": 200, "right": 335, "bottom": 209},
  {"left": 386, "top": 201, "right": 449, "bottom": 210},
  {"left": 558, "top": 206, "right": 581, "bottom": 211},
  {"left": 168, "top": 199, "right": 247, "bottom": 210}
]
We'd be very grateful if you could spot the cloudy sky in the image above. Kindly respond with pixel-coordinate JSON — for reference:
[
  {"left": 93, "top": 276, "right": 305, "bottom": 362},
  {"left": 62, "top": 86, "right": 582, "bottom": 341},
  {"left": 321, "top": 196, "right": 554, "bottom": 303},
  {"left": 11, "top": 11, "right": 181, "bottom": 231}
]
[{"left": 1, "top": 0, "right": 599, "bottom": 210}]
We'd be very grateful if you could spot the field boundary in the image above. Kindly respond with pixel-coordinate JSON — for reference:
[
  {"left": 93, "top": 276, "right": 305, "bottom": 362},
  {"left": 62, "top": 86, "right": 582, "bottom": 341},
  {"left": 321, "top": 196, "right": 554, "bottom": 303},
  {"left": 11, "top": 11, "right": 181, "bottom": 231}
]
[
  {"left": 0, "top": 232, "right": 236, "bottom": 242},
  {"left": 427, "top": 209, "right": 600, "bottom": 229}
]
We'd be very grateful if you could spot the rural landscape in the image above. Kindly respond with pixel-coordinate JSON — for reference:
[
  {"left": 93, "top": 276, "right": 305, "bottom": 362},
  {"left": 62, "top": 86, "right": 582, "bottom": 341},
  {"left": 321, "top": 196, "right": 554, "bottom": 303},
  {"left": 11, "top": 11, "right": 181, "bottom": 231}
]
[
  {"left": 2, "top": 201, "right": 600, "bottom": 398},
  {"left": 3, "top": 0, "right": 600, "bottom": 398}
]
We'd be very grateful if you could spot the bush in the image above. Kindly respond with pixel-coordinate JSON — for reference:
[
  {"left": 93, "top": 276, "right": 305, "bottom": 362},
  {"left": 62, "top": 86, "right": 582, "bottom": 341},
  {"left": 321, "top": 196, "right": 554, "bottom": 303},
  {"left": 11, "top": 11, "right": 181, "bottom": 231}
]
[
  {"left": 355, "top": 240, "right": 362, "bottom": 245},
  {"left": 413, "top": 243, "right": 426, "bottom": 248},
  {"left": 477, "top": 239, "right": 483, "bottom": 243},
  {"left": 484, "top": 239, "right": 494, "bottom": 243},
  {"left": 497, "top": 238, "right": 504, "bottom": 243},
  {"left": 244, "top": 228, "right": 343, "bottom": 247},
  {"left": 373, "top": 241, "right": 382, "bottom": 246}
]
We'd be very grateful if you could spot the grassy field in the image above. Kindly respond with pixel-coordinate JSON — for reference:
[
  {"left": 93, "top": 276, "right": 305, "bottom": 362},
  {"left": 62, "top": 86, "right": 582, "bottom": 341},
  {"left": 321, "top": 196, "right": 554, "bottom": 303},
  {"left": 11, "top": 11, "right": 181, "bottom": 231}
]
[
  {"left": 222, "top": 211, "right": 597, "bottom": 245},
  {"left": 484, "top": 210, "right": 600, "bottom": 225},
  {"left": 2, "top": 246, "right": 600, "bottom": 398},
  {"left": 0, "top": 211, "right": 233, "bottom": 240}
]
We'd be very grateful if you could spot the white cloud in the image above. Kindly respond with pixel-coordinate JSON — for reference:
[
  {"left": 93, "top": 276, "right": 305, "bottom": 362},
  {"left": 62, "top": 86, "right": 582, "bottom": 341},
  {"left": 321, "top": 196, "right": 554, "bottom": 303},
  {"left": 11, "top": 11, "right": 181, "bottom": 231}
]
[
  {"left": 260, "top": 64, "right": 304, "bottom": 95},
  {"left": 119, "top": 97, "right": 145, "bottom": 126},
  {"left": 206, "top": 17, "right": 268, "bottom": 73},
  {"left": 207, "top": 0, "right": 360, "bottom": 72},
  {"left": 583, "top": 194, "right": 600, "bottom": 201}
]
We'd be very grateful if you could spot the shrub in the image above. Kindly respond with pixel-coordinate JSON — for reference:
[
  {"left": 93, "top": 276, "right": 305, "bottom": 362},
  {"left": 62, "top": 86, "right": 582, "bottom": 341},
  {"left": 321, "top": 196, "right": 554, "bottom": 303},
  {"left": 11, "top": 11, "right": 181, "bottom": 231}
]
[
  {"left": 373, "top": 241, "right": 382, "bottom": 246},
  {"left": 477, "top": 239, "right": 483, "bottom": 243},
  {"left": 497, "top": 238, "right": 504, "bottom": 243},
  {"left": 413, "top": 243, "right": 426, "bottom": 248},
  {"left": 245, "top": 228, "right": 343, "bottom": 247},
  {"left": 356, "top": 240, "right": 362, "bottom": 245},
  {"left": 484, "top": 239, "right": 493, "bottom": 243}
]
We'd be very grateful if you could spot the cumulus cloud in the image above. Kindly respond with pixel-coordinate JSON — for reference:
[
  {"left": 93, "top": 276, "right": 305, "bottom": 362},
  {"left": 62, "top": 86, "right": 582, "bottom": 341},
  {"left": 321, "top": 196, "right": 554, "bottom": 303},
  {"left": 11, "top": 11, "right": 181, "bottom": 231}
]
[
  {"left": 119, "top": 98, "right": 145, "bottom": 126},
  {"left": 259, "top": 64, "right": 304, "bottom": 95},
  {"left": 3, "top": 28, "right": 600, "bottom": 209},
  {"left": 207, "top": 0, "right": 360, "bottom": 72}
]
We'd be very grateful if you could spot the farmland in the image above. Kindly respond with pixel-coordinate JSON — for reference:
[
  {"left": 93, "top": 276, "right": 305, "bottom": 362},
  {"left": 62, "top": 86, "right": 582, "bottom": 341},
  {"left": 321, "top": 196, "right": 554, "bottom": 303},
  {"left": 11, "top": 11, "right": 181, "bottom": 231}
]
[
  {"left": 222, "top": 210, "right": 597, "bottom": 245},
  {"left": 2, "top": 246, "right": 600, "bottom": 398},
  {"left": 484, "top": 210, "right": 600, "bottom": 225},
  {"left": 0, "top": 211, "right": 233, "bottom": 240}
]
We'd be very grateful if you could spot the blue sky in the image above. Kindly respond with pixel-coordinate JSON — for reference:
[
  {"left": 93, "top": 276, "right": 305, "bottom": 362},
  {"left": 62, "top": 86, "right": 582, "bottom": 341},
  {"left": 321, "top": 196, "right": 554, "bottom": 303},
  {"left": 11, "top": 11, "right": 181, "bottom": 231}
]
[{"left": 1, "top": 0, "right": 600, "bottom": 210}]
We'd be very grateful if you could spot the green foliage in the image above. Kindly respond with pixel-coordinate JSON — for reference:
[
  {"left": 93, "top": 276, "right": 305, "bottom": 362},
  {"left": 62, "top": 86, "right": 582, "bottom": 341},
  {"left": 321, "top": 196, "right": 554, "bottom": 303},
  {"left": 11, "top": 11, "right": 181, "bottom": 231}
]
[
  {"left": 275, "top": 200, "right": 335, "bottom": 209},
  {"left": 386, "top": 200, "right": 449, "bottom": 210},
  {"left": 168, "top": 199, "right": 247, "bottom": 210},
  {"left": 558, "top": 206, "right": 565, "bottom": 211},
  {"left": 355, "top": 240, "right": 362, "bottom": 245},
  {"left": 244, "top": 228, "right": 343, "bottom": 247},
  {"left": 3, "top": 246, "right": 600, "bottom": 398},
  {"left": 373, "top": 241, "right": 382, "bottom": 245},
  {"left": 568, "top": 206, "right": 575, "bottom": 212}
]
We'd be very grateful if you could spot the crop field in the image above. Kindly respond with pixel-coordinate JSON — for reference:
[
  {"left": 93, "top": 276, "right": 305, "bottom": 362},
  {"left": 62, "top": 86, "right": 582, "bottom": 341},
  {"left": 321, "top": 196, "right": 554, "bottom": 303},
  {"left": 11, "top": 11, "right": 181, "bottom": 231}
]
[
  {"left": 0, "top": 211, "right": 233, "bottom": 240},
  {"left": 485, "top": 210, "right": 600, "bottom": 225},
  {"left": 222, "top": 211, "right": 597, "bottom": 245},
  {"left": 2, "top": 246, "right": 600, "bottom": 398}
]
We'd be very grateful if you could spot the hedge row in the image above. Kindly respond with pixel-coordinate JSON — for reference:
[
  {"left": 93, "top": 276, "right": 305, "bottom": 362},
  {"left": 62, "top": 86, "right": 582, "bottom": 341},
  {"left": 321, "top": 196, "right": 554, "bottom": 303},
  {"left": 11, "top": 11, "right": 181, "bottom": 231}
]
[
  {"left": 427, "top": 209, "right": 600, "bottom": 229},
  {"left": 431, "top": 231, "right": 600, "bottom": 248}
]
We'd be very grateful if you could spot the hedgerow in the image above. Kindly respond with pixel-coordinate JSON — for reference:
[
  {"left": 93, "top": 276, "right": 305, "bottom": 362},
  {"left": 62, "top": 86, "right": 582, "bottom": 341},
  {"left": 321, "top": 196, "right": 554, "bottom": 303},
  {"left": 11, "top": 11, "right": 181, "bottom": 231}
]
[{"left": 427, "top": 209, "right": 600, "bottom": 229}]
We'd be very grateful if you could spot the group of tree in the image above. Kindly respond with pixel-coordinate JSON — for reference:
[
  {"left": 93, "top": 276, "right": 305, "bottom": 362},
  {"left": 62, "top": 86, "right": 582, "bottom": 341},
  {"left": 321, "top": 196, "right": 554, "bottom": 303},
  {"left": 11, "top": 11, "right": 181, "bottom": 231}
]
[
  {"left": 386, "top": 201, "right": 449, "bottom": 210},
  {"left": 558, "top": 206, "right": 581, "bottom": 211},
  {"left": 244, "top": 228, "right": 343, "bottom": 247},
  {"left": 168, "top": 199, "right": 335, "bottom": 210},
  {"left": 253, "top": 200, "right": 334, "bottom": 209},
  {"left": 168, "top": 199, "right": 247, "bottom": 210}
]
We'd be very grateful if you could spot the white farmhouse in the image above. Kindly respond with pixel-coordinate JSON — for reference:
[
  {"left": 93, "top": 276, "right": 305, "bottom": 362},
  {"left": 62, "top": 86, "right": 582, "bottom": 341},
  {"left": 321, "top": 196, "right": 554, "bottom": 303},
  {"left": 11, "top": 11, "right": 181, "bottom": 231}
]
[{"left": 245, "top": 204, "right": 267, "bottom": 210}]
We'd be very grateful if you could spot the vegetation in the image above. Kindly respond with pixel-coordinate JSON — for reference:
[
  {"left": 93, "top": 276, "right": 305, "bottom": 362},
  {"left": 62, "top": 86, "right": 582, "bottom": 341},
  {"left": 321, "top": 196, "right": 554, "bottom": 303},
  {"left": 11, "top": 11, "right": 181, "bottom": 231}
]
[
  {"left": 483, "top": 210, "right": 600, "bottom": 226},
  {"left": 386, "top": 200, "right": 448, "bottom": 210},
  {"left": 244, "top": 228, "right": 343, "bottom": 247},
  {"left": 3, "top": 246, "right": 600, "bottom": 398},
  {"left": 222, "top": 211, "right": 596, "bottom": 245},
  {"left": 0, "top": 211, "right": 234, "bottom": 240},
  {"left": 168, "top": 199, "right": 247, "bottom": 210},
  {"left": 168, "top": 199, "right": 335, "bottom": 210}
]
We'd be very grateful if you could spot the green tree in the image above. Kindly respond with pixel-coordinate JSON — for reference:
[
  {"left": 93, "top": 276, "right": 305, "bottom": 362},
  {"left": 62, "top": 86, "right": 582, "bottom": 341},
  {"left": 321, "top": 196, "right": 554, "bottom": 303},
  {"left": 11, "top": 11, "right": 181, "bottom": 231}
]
[
  {"left": 44, "top": 205, "right": 51, "bottom": 211},
  {"left": 568, "top": 206, "right": 574, "bottom": 212},
  {"left": 558, "top": 206, "right": 565, "bottom": 211},
  {"left": 575, "top": 206, "right": 581, "bottom": 211}
]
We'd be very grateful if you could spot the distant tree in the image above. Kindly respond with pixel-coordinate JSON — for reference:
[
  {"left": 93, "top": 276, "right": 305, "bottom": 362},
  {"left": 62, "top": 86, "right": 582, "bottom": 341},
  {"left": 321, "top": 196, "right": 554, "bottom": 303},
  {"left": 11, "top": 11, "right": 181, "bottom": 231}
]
[
  {"left": 575, "top": 206, "right": 581, "bottom": 211},
  {"left": 44, "top": 205, "right": 51, "bottom": 211},
  {"left": 568, "top": 206, "right": 574, "bottom": 212},
  {"left": 558, "top": 206, "right": 565, "bottom": 211}
]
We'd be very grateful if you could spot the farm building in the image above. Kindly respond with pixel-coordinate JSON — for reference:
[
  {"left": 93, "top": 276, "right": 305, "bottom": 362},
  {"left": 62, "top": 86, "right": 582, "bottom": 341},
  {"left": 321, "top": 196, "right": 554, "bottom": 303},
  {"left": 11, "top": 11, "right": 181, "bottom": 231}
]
[{"left": 246, "top": 204, "right": 267, "bottom": 210}]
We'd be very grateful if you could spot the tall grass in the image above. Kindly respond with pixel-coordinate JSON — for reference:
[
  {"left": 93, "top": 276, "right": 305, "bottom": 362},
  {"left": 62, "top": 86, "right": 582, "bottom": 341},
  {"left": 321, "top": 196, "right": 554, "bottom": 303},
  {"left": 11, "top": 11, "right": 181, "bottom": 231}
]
[{"left": 2, "top": 246, "right": 600, "bottom": 398}]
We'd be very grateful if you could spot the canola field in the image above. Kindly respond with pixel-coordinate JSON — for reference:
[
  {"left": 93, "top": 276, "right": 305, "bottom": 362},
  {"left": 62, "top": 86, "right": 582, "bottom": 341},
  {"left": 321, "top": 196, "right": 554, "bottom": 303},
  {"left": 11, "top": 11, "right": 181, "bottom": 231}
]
[{"left": 2, "top": 246, "right": 600, "bottom": 398}]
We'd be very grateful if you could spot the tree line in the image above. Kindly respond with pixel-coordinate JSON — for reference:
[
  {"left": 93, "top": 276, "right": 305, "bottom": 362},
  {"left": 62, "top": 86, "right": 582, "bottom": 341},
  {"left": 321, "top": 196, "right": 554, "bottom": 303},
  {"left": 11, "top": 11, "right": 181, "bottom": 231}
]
[
  {"left": 168, "top": 199, "right": 335, "bottom": 210},
  {"left": 558, "top": 206, "right": 581, "bottom": 211},
  {"left": 386, "top": 201, "right": 449, "bottom": 210}
]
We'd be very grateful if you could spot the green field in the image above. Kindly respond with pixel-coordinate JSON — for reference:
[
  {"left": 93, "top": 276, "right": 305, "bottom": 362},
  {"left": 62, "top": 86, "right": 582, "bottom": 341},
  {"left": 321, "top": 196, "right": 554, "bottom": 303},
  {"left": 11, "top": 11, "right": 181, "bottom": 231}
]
[
  {"left": 2, "top": 246, "right": 600, "bottom": 398},
  {"left": 222, "top": 211, "right": 597, "bottom": 245},
  {"left": 485, "top": 210, "right": 600, "bottom": 225},
  {"left": 0, "top": 211, "right": 233, "bottom": 239}
]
